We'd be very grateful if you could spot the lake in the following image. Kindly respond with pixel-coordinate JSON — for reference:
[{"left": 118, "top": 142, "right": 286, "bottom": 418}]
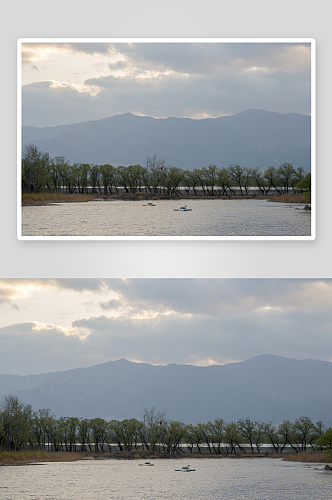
[
  {"left": 0, "top": 458, "right": 330, "bottom": 500},
  {"left": 20, "top": 199, "right": 312, "bottom": 238}
]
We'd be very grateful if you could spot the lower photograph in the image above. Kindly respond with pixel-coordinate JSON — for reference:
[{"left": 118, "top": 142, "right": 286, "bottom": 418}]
[{"left": 0, "top": 278, "right": 331, "bottom": 498}]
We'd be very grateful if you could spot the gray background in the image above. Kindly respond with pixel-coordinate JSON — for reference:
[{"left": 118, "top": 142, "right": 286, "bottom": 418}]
[{"left": 2, "top": 0, "right": 329, "bottom": 278}]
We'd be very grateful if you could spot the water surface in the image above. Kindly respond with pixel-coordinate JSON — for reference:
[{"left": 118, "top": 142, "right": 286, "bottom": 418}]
[
  {"left": 21, "top": 199, "right": 311, "bottom": 238},
  {"left": 0, "top": 458, "right": 330, "bottom": 500}
]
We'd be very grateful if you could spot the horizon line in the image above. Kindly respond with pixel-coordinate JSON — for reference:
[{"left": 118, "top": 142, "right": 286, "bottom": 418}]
[{"left": 22, "top": 108, "right": 311, "bottom": 129}]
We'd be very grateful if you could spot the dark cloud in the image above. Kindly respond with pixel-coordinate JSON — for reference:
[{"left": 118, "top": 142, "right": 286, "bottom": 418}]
[
  {"left": 2, "top": 279, "right": 331, "bottom": 376},
  {"left": 23, "top": 67, "right": 311, "bottom": 127},
  {"left": 102, "top": 278, "right": 331, "bottom": 316},
  {"left": 108, "top": 60, "right": 128, "bottom": 71},
  {"left": 21, "top": 42, "right": 311, "bottom": 126},
  {"left": 100, "top": 299, "right": 123, "bottom": 310},
  {"left": 109, "top": 42, "right": 311, "bottom": 76},
  {"left": 0, "top": 323, "right": 88, "bottom": 375}
]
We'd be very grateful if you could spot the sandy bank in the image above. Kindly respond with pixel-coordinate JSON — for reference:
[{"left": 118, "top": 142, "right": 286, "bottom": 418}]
[
  {"left": 22, "top": 192, "right": 308, "bottom": 207},
  {"left": 1, "top": 450, "right": 328, "bottom": 466}
]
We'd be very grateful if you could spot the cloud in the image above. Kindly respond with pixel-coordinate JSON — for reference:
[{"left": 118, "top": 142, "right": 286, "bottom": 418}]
[
  {"left": 2, "top": 278, "right": 332, "bottom": 318},
  {"left": 108, "top": 42, "right": 311, "bottom": 76},
  {"left": 0, "top": 322, "right": 86, "bottom": 375},
  {"left": 1, "top": 279, "right": 331, "bottom": 376},
  {"left": 0, "top": 278, "right": 107, "bottom": 303},
  {"left": 100, "top": 278, "right": 332, "bottom": 317},
  {"left": 21, "top": 43, "right": 113, "bottom": 64},
  {"left": 21, "top": 42, "right": 312, "bottom": 127},
  {"left": 100, "top": 299, "right": 124, "bottom": 310},
  {"left": 22, "top": 69, "right": 310, "bottom": 127}
]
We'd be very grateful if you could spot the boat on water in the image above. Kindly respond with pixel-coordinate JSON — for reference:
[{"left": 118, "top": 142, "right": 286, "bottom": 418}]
[
  {"left": 143, "top": 202, "right": 156, "bottom": 206},
  {"left": 174, "top": 205, "right": 192, "bottom": 211},
  {"left": 175, "top": 465, "right": 195, "bottom": 472},
  {"left": 139, "top": 461, "right": 154, "bottom": 466}
]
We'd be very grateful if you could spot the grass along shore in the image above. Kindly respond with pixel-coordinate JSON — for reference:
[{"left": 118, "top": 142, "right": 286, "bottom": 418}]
[
  {"left": 22, "top": 192, "right": 309, "bottom": 207},
  {"left": 0, "top": 450, "right": 329, "bottom": 467}
]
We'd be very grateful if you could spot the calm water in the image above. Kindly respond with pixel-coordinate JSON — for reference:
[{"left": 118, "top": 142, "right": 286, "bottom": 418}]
[
  {"left": 0, "top": 458, "right": 330, "bottom": 500},
  {"left": 21, "top": 199, "right": 311, "bottom": 237}
]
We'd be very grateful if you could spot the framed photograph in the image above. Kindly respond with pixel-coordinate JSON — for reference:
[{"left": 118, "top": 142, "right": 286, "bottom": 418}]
[{"left": 18, "top": 38, "right": 315, "bottom": 240}]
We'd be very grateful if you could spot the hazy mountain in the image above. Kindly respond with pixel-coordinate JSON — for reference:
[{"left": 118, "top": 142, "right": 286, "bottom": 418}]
[
  {"left": 22, "top": 109, "right": 311, "bottom": 171},
  {"left": 0, "top": 355, "right": 330, "bottom": 425}
]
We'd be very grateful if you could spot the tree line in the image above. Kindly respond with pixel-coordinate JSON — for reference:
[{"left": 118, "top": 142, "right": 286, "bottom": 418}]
[
  {"left": 1, "top": 395, "right": 331, "bottom": 456},
  {"left": 22, "top": 145, "right": 311, "bottom": 197}
]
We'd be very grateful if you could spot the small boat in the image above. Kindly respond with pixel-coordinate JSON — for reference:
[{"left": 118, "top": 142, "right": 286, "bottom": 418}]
[
  {"left": 143, "top": 202, "right": 156, "bottom": 206},
  {"left": 139, "top": 461, "right": 154, "bottom": 466},
  {"left": 175, "top": 465, "right": 195, "bottom": 472},
  {"left": 174, "top": 205, "right": 192, "bottom": 211}
]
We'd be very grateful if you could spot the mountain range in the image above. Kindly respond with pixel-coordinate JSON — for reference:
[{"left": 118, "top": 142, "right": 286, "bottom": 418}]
[
  {"left": 22, "top": 109, "right": 311, "bottom": 171},
  {"left": 0, "top": 355, "right": 330, "bottom": 425}
]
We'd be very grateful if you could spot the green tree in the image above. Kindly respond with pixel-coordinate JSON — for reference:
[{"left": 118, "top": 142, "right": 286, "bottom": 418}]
[
  {"left": 296, "top": 172, "right": 311, "bottom": 204},
  {"left": 216, "top": 167, "right": 234, "bottom": 196},
  {"left": 182, "top": 169, "right": 199, "bottom": 196},
  {"left": 264, "top": 421, "right": 282, "bottom": 453},
  {"left": 160, "top": 421, "right": 186, "bottom": 454},
  {"left": 292, "top": 416, "right": 315, "bottom": 452},
  {"left": 278, "top": 420, "right": 298, "bottom": 453},
  {"left": 186, "top": 423, "right": 204, "bottom": 454},
  {"left": 223, "top": 421, "right": 241, "bottom": 454},
  {"left": 193, "top": 168, "right": 208, "bottom": 195},
  {"left": 22, "top": 144, "right": 50, "bottom": 193},
  {"left": 0, "top": 395, "right": 32, "bottom": 451},
  {"left": 264, "top": 166, "right": 282, "bottom": 194},
  {"left": 89, "top": 418, "right": 108, "bottom": 452},
  {"left": 89, "top": 165, "right": 101, "bottom": 193},
  {"left": 277, "top": 163, "right": 297, "bottom": 194},
  {"left": 250, "top": 167, "right": 268, "bottom": 195},
  {"left": 228, "top": 165, "right": 245, "bottom": 194},
  {"left": 315, "top": 428, "right": 332, "bottom": 450},
  {"left": 146, "top": 155, "right": 166, "bottom": 194},
  {"left": 55, "top": 157, "right": 74, "bottom": 193},
  {"left": 31, "top": 408, "right": 57, "bottom": 451},
  {"left": 99, "top": 164, "right": 117, "bottom": 194},
  {"left": 163, "top": 167, "right": 184, "bottom": 196},
  {"left": 237, "top": 418, "right": 256, "bottom": 453},
  {"left": 315, "top": 428, "right": 332, "bottom": 464},
  {"left": 208, "top": 418, "right": 224, "bottom": 454},
  {"left": 195, "top": 422, "right": 213, "bottom": 453},
  {"left": 313, "top": 421, "right": 326, "bottom": 451},
  {"left": 292, "top": 167, "right": 306, "bottom": 192},
  {"left": 242, "top": 168, "right": 253, "bottom": 195},
  {"left": 140, "top": 407, "right": 165, "bottom": 451},
  {"left": 109, "top": 418, "right": 140, "bottom": 452},
  {"left": 77, "top": 418, "right": 92, "bottom": 452},
  {"left": 79, "top": 163, "right": 91, "bottom": 193},
  {"left": 205, "top": 165, "right": 218, "bottom": 196}
]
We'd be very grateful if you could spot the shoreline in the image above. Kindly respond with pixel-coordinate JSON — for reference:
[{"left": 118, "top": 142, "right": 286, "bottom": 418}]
[
  {"left": 0, "top": 450, "right": 328, "bottom": 467},
  {"left": 21, "top": 192, "right": 309, "bottom": 207}
]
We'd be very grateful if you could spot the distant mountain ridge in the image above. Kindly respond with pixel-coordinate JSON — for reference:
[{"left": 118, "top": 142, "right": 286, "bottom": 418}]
[
  {"left": 0, "top": 355, "right": 329, "bottom": 425},
  {"left": 22, "top": 109, "right": 311, "bottom": 171}
]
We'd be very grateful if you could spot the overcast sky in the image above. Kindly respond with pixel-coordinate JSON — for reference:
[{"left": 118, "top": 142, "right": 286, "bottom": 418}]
[
  {"left": 21, "top": 40, "right": 312, "bottom": 127},
  {"left": 1, "top": 278, "right": 331, "bottom": 376}
]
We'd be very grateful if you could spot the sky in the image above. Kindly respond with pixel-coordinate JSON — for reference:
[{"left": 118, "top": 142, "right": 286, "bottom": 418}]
[
  {"left": 1, "top": 278, "right": 331, "bottom": 376},
  {"left": 21, "top": 40, "right": 312, "bottom": 127}
]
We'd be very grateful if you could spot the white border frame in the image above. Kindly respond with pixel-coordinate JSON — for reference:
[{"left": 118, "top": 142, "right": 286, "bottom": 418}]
[{"left": 17, "top": 38, "right": 316, "bottom": 241}]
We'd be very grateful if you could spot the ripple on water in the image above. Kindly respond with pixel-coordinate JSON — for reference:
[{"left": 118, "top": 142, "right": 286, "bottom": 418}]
[
  {"left": 21, "top": 199, "right": 311, "bottom": 237},
  {"left": 0, "top": 458, "right": 330, "bottom": 500}
]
